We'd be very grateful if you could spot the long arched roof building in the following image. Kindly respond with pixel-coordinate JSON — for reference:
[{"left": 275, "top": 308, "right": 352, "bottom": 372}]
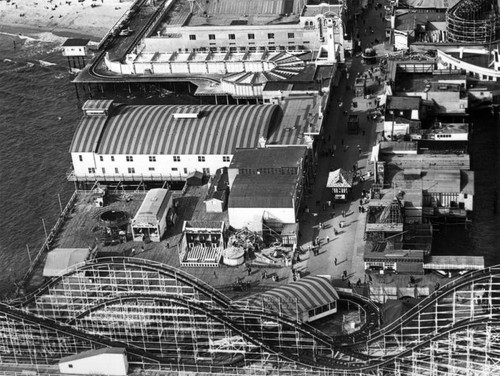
[
  {"left": 71, "top": 103, "right": 280, "bottom": 155},
  {"left": 68, "top": 101, "right": 285, "bottom": 184}
]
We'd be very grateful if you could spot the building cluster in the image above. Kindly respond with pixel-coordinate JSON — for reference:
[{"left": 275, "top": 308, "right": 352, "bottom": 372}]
[
  {"left": 383, "top": 0, "right": 500, "bottom": 82},
  {"left": 357, "top": 59, "right": 483, "bottom": 277}
]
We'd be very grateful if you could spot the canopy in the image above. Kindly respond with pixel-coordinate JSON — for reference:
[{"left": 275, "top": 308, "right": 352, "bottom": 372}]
[{"left": 239, "top": 276, "right": 339, "bottom": 319}]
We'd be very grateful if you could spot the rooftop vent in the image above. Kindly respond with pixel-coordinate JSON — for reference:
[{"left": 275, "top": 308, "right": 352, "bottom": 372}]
[{"left": 173, "top": 112, "right": 202, "bottom": 119}]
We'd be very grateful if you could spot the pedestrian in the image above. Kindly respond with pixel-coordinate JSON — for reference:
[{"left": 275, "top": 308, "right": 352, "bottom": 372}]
[
  {"left": 247, "top": 267, "right": 252, "bottom": 276},
  {"left": 316, "top": 236, "right": 319, "bottom": 244},
  {"left": 327, "top": 200, "right": 331, "bottom": 207},
  {"left": 334, "top": 257, "right": 337, "bottom": 265},
  {"left": 339, "top": 221, "right": 344, "bottom": 229},
  {"left": 334, "top": 227, "right": 338, "bottom": 235},
  {"left": 342, "top": 210, "right": 345, "bottom": 217},
  {"left": 360, "top": 199, "right": 363, "bottom": 205},
  {"left": 358, "top": 206, "right": 362, "bottom": 213},
  {"left": 343, "top": 270, "right": 348, "bottom": 278},
  {"left": 319, "top": 222, "right": 323, "bottom": 229},
  {"left": 326, "top": 236, "right": 330, "bottom": 243},
  {"left": 357, "top": 278, "right": 361, "bottom": 287}
]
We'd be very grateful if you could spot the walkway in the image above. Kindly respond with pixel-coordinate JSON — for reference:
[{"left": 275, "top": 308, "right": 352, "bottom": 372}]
[{"left": 296, "top": 0, "right": 390, "bottom": 288}]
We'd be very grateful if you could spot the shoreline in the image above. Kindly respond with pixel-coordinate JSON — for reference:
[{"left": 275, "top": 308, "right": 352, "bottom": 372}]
[
  {"left": 0, "top": 23, "right": 104, "bottom": 42},
  {"left": 0, "top": 0, "right": 132, "bottom": 43}
]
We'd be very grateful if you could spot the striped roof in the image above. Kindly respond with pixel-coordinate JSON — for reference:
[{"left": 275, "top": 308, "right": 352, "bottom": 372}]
[
  {"left": 70, "top": 115, "right": 108, "bottom": 153},
  {"left": 81, "top": 99, "right": 114, "bottom": 111},
  {"left": 240, "top": 276, "right": 339, "bottom": 319},
  {"left": 70, "top": 104, "right": 279, "bottom": 154}
]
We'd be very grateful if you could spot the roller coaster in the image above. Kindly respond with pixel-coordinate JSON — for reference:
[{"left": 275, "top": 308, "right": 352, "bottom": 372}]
[{"left": 0, "top": 257, "right": 499, "bottom": 375}]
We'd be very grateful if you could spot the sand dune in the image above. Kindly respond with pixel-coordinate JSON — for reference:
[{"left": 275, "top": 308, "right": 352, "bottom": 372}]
[{"left": 0, "top": 0, "right": 132, "bottom": 40}]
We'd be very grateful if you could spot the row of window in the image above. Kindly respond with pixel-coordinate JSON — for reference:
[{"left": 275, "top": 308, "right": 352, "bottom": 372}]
[
  {"left": 79, "top": 155, "right": 231, "bottom": 162},
  {"left": 87, "top": 167, "right": 202, "bottom": 174},
  {"left": 191, "top": 33, "right": 296, "bottom": 41}
]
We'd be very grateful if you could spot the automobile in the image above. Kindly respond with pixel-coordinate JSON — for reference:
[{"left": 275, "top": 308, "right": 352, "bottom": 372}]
[{"left": 119, "top": 27, "right": 133, "bottom": 36}]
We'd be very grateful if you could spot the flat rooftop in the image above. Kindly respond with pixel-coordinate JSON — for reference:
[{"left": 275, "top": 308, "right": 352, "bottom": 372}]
[
  {"left": 394, "top": 73, "right": 466, "bottom": 94},
  {"left": 448, "top": 52, "right": 491, "bottom": 69},
  {"left": 163, "top": 0, "right": 301, "bottom": 27},
  {"left": 394, "top": 9, "right": 446, "bottom": 31}
]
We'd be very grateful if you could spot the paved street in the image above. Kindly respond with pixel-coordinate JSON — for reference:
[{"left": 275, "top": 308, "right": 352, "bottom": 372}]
[{"left": 296, "top": 0, "right": 390, "bottom": 287}]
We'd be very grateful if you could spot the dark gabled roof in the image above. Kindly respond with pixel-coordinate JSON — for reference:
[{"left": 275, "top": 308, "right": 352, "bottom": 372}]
[
  {"left": 206, "top": 168, "right": 228, "bottom": 201},
  {"left": 229, "top": 174, "right": 297, "bottom": 208},
  {"left": 62, "top": 38, "right": 90, "bottom": 47},
  {"left": 230, "top": 147, "right": 306, "bottom": 170},
  {"left": 387, "top": 96, "right": 421, "bottom": 110},
  {"left": 59, "top": 348, "right": 126, "bottom": 363}
]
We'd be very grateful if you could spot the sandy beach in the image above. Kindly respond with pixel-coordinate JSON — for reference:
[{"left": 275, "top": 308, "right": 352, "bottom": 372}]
[{"left": 0, "top": 0, "right": 133, "bottom": 40}]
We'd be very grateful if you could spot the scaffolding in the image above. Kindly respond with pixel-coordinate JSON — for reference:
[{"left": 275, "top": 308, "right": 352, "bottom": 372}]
[
  {"left": 446, "top": 0, "right": 500, "bottom": 44},
  {"left": 0, "top": 258, "right": 500, "bottom": 375}
]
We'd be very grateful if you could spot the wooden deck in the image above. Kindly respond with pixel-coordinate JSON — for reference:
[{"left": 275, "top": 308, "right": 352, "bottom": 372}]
[{"left": 26, "top": 186, "right": 292, "bottom": 300}]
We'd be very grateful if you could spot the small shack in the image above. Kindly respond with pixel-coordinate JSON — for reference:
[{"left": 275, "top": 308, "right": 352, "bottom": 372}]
[
  {"left": 43, "top": 248, "right": 91, "bottom": 278},
  {"left": 204, "top": 168, "right": 229, "bottom": 213},
  {"left": 327, "top": 168, "right": 354, "bottom": 201},
  {"left": 59, "top": 348, "right": 128, "bottom": 376},
  {"left": 239, "top": 276, "right": 339, "bottom": 323},
  {"left": 132, "top": 189, "right": 173, "bottom": 242}
]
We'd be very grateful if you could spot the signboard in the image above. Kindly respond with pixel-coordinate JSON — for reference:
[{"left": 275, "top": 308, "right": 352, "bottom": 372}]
[{"left": 393, "top": 29, "right": 408, "bottom": 50}]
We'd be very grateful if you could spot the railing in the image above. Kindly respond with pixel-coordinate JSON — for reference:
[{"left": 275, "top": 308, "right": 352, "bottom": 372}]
[
  {"left": 67, "top": 170, "right": 186, "bottom": 182},
  {"left": 16, "top": 190, "right": 79, "bottom": 294}
]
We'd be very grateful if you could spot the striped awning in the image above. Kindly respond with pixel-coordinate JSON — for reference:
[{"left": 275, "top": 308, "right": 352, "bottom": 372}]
[
  {"left": 70, "top": 104, "right": 279, "bottom": 155},
  {"left": 240, "top": 276, "right": 339, "bottom": 319}
]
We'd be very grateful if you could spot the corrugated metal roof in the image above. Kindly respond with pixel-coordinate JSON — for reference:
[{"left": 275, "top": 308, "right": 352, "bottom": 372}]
[
  {"left": 82, "top": 100, "right": 114, "bottom": 111},
  {"left": 240, "top": 276, "right": 339, "bottom": 319},
  {"left": 228, "top": 174, "right": 297, "bottom": 208},
  {"left": 132, "top": 189, "right": 172, "bottom": 226},
  {"left": 230, "top": 147, "right": 306, "bottom": 170},
  {"left": 387, "top": 96, "right": 421, "bottom": 110},
  {"left": 43, "top": 248, "right": 90, "bottom": 277},
  {"left": 69, "top": 115, "right": 108, "bottom": 153},
  {"left": 71, "top": 104, "right": 279, "bottom": 155}
]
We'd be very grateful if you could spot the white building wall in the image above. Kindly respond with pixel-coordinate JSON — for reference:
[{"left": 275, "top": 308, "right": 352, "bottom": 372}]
[
  {"left": 72, "top": 152, "right": 233, "bottom": 180},
  {"left": 59, "top": 353, "right": 128, "bottom": 376},
  {"left": 72, "top": 152, "right": 97, "bottom": 177},
  {"left": 383, "top": 121, "right": 409, "bottom": 138},
  {"left": 458, "top": 193, "right": 473, "bottom": 211},
  {"left": 228, "top": 207, "right": 295, "bottom": 232},
  {"left": 144, "top": 24, "right": 319, "bottom": 53}
]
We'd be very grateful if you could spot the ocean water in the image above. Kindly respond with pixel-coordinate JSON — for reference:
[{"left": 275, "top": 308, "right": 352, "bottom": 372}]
[
  {"left": 0, "top": 31, "right": 499, "bottom": 298},
  {"left": 0, "top": 33, "right": 77, "bottom": 296}
]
